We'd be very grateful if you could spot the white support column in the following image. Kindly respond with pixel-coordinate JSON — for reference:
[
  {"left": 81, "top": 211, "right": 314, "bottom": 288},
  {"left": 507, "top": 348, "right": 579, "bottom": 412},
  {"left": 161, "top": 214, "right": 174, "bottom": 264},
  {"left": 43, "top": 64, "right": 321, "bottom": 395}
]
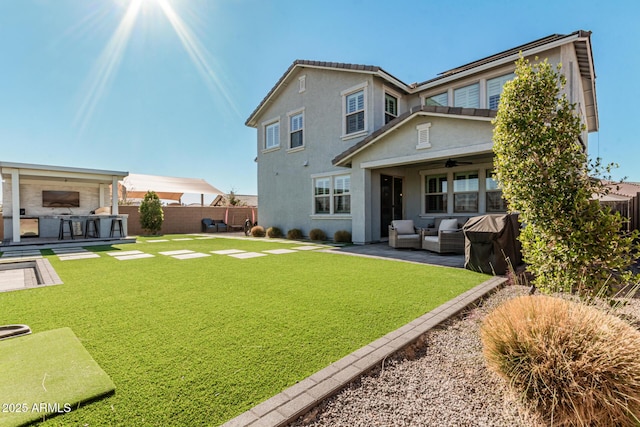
[
  {"left": 111, "top": 176, "right": 119, "bottom": 215},
  {"left": 11, "top": 169, "right": 20, "bottom": 243},
  {"left": 99, "top": 184, "right": 106, "bottom": 207}
]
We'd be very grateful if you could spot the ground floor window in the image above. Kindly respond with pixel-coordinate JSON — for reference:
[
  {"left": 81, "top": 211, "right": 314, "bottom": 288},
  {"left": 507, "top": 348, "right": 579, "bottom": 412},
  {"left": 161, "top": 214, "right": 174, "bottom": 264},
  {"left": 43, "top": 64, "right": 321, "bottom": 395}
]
[
  {"left": 453, "top": 171, "right": 479, "bottom": 213},
  {"left": 486, "top": 169, "right": 508, "bottom": 212},
  {"left": 423, "top": 168, "right": 507, "bottom": 215},
  {"left": 425, "top": 174, "right": 448, "bottom": 213},
  {"left": 314, "top": 174, "right": 351, "bottom": 214}
]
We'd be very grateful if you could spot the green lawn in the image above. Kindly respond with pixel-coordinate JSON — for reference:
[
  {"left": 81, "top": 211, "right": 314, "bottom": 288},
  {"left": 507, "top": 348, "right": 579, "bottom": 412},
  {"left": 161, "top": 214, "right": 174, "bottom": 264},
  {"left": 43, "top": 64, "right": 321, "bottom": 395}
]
[{"left": 0, "top": 235, "right": 486, "bottom": 426}]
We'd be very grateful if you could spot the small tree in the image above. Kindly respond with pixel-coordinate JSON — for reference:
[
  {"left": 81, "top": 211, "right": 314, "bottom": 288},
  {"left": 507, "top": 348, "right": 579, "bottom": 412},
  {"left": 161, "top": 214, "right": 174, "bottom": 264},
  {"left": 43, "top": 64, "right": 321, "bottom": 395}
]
[
  {"left": 225, "top": 189, "right": 246, "bottom": 207},
  {"left": 139, "top": 191, "right": 164, "bottom": 235},
  {"left": 493, "top": 56, "right": 637, "bottom": 296}
]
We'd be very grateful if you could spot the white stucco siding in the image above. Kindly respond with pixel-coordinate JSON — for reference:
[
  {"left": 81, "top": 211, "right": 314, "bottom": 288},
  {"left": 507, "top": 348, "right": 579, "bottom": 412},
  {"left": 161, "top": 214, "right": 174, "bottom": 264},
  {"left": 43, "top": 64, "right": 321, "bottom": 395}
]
[{"left": 254, "top": 67, "right": 381, "bottom": 236}]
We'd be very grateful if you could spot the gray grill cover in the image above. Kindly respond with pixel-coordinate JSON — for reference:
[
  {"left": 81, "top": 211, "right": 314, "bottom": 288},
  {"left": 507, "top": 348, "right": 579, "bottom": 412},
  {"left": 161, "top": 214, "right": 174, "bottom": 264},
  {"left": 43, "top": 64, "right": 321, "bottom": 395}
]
[{"left": 463, "top": 214, "right": 522, "bottom": 275}]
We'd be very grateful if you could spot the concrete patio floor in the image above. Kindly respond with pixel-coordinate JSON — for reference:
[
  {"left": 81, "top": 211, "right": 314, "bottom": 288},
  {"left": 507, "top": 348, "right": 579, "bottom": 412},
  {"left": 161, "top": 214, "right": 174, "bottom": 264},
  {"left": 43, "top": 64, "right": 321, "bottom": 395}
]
[{"left": 333, "top": 242, "right": 465, "bottom": 268}]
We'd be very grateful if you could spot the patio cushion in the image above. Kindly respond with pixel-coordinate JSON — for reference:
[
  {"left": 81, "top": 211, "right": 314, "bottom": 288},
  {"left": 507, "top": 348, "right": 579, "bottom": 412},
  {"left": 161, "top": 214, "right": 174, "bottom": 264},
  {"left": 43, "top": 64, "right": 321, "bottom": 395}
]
[
  {"left": 391, "top": 220, "right": 415, "bottom": 235},
  {"left": 423, "top": 236, "right": 439, "bottom": 244},
  {"left": 397, "top": 234, "right": 420, "bottom": 240},
  {"left": 439, "top": 219, "right": 459, "bottom": 232}
]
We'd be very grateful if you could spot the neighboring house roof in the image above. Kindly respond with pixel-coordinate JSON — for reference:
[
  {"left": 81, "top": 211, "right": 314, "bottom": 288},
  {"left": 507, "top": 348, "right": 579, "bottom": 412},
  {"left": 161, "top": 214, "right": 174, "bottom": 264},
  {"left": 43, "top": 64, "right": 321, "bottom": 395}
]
[
  {"left": 604, "top": 181, "right": 640, "bottom": 198},
  {"left": 210, "top": 194, "right": 258, "bottom": 207},
  {"left": 121, "top": 173, "right": 223, "bottom": 202},
  {"left": 332, "top": 105, "right": 496, "bottom": 167},
  {"left": 245, "top": 30, "right": 597, "bottom": 132}
]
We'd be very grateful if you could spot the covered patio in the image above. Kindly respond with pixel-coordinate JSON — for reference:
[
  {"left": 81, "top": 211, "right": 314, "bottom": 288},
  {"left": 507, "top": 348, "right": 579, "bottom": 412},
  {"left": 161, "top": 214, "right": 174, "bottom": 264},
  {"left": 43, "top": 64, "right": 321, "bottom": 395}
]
[{"left": 1, "top": 162, "right": 132, "bottom": 250}]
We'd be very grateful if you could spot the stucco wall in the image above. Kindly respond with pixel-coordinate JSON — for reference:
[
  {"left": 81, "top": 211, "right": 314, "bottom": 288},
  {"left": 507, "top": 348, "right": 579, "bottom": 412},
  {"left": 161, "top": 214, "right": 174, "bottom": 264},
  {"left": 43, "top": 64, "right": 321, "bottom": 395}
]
[{"left": 255, "top": 67, "right": 390, "bottom": 238}]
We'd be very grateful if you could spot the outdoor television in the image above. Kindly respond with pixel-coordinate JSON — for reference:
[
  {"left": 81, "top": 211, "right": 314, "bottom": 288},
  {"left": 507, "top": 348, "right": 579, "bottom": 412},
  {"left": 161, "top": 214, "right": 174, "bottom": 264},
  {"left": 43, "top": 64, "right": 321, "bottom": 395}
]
[{"left": 42, "top": 190, "right": 80, "bottom": 208}]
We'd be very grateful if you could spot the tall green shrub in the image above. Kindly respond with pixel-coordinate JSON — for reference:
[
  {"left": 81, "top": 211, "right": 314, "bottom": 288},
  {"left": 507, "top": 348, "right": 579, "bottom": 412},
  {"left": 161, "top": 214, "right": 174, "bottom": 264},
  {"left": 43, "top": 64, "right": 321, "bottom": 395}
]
[
  {"left": 493, "top": 57, "right": 637, "bottom": 296},
  {"left": 139, "top": 191, "right": 164, "bottom": 235}
]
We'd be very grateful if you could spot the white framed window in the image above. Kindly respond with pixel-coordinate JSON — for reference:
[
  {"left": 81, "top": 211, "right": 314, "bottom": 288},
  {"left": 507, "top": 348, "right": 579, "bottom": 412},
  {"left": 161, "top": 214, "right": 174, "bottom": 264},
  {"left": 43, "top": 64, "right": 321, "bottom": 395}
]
[
  {"left": 333, "top": 175, "right": 351, "bottom": 214},
  {"left": 341, "top": 82, "right": 368, "bottom": 138},
  {"left": 425, "top": 174, "right": 447, "bottom": 213},
  {"left": 313, "top": 174, "right": 351, "bottom": 215},
  {"left": 487, "top": 73, "right": 515, "bottom": 110},
  {"left": 454, "top": 83, "right": 480, "bottom": 108},
  {"left": 289, "top": 110, "right": 304, "bottom": 149},
  {"left": 453, "top": 171, "right": 479, "bottom": 213},
  {"left": 485, "top": 169, "right": 507, "bottom": 212},
  {"left": 384, "top": 93, "right": 398, "bottom": 124},
  {"left": 263, "top": 120, "right": 280, "bottom": 150},
  {"left": 314, "top": 178, "right": 330, "bottom": 214},
  {"left": 425, "top": 92, "right": 448, "bottom": 107}
]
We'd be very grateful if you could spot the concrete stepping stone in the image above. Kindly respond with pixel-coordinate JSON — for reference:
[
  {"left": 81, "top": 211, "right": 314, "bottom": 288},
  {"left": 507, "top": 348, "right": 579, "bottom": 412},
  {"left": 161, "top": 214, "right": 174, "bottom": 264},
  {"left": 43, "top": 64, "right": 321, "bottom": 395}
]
[
  {"left": 147, "top": 239, "right": 169, "bottom": 243},
  {"left": 58, "top": 253, "right": 100, "bottom": 261},
  {"left": 0, "top": 270, "right": 26, "bottom": 291},
  {"left": 211, "top": 249, "right": 245, "bottom": 255},
  {"left": 263, "top": 249, "right": 297, "bottom": 255},
  {"left": 106, "top": 250, "right": 144, "bottom": 257},
  {"left": 172, "top": 238, "right": 194, "bottom": 241},
  {"left": 115, "top": 253, "right": 155, "bottom": 261},
  {"left": 195, "top": 236, "right": 215, "bottom": 239},
  {"left": 52, "top": 247, "right": 88, "bottom": 254},
  {"left": 159, "top": 250, "right": 194, "bottom": 256},
  {"left": 1, "top": 250, "right": 42, "bottom": 258},
  {"left": 228, "top": 252, "right": 267, "bottom": 259},
  {"left": 292, "top": 246, "right": 323, "bottom": 251},
  {"left": 172, "top": 253, "right": 210, "bottom": 260}
]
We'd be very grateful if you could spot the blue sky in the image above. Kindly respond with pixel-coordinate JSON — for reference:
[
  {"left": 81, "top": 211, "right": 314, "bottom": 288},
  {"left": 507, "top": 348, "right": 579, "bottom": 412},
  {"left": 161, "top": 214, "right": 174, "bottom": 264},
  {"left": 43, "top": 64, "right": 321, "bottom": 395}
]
[{"left": 1, "top": 0, "right": 639, "bottom": 203}]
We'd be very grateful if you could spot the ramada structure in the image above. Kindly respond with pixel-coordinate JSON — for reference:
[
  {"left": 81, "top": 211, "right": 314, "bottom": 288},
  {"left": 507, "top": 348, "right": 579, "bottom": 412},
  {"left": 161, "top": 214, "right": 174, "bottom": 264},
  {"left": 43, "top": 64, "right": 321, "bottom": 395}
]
[{"left": 246, "top": 30, "right": 598, "bottom": 244}]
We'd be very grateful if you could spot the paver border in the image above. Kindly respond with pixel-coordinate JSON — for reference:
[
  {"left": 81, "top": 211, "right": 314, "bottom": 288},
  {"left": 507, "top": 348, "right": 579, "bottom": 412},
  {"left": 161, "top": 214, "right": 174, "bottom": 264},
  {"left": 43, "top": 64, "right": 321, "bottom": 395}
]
[{"left": 220, "top": 275, "right": 508, "bottom": 427}]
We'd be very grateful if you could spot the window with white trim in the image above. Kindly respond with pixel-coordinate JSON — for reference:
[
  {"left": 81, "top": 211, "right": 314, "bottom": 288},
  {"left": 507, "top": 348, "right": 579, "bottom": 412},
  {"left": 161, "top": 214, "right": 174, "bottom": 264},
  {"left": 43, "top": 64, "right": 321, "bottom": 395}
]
[
  {"left": 487, "top": 73, "right": 515, "bottom": 110},
  {"left": 314, "top": 178, "right": 330, "bottom": 214},
  {"left": 425, "top": 92, "right": 448, "bottom": 107},
  {"left": 485, "top": 169, "right": 507, "bottom": 212},
  {"left": 384, "top": 93, "right": 398, "bottom": 124},
  {"left": 313, "top": 175, "right": 351, "bottom": 214},
  {"left": 333, "top": 175, "right": 351, "bottom": 214},
  {"left": 454, "top": 83, "right": 480, "bottom": 108},
  {"left": 345, "top": 90, "right": 365, "bottom": 134},
  {"left": 289, "top": 112, "right": 303, "bottom": 149},
  {"left": 425, "top": 174, "right": 447, "bottom": 213},
  {"left": 453, "top": 171, "right": 479, "bottom": 213},
  {"left": 264, "top": 121, "right": 280, "bottom": 150}
]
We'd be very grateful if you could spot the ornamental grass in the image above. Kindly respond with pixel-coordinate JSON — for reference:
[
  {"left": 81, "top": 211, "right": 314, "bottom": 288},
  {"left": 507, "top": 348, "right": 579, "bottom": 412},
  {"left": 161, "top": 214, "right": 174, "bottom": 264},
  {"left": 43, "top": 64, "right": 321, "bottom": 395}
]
[{"left": 481, "top": 294, "right": 640, "bottom": 426}]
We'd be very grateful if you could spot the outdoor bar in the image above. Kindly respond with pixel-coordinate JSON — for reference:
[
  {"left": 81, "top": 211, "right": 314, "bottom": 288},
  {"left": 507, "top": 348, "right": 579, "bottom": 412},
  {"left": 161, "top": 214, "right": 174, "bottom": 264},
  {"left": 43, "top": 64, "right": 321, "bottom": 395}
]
[{"left": 0, "top": 162, "right": 129, "bottom": 246}]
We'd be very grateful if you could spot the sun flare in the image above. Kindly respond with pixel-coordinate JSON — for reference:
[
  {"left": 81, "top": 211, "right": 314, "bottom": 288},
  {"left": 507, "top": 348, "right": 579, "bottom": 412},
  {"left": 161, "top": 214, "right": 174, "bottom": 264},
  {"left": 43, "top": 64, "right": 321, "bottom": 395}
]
[{"left": 74, "top": 0, "right": 238, "bottom": 133}]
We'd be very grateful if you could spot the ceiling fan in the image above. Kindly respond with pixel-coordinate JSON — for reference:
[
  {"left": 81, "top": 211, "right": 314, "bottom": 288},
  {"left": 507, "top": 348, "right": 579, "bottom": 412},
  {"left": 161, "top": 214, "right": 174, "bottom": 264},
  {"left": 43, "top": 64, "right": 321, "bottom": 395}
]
[{"left": 444, "top": 158, "right": 473, "bottom": 168}]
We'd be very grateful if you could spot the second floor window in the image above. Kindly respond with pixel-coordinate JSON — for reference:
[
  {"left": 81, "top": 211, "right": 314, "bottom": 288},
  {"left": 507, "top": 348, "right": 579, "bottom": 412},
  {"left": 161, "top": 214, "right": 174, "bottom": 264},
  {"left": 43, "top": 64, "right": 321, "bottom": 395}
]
[
  {"left": 265, "top": 121, "right": 280, "bottom": 150},
  {"left": 426, "top": 92, "right": 448, "bottom": 107},
  {"left": 487, "top": 73, "right": 515, "bottom": 110},
  {"left": 454, "top": 83, "right": 480, "bottom": 108},
  {"left": 290, "top": 113, "right": 303, "bottom": 149},
  {"left": 384, "top": 93, "right": 398, "bottom": 124},
  {"left": 345, "top": 90, "right": 365, "bottom": 134}
]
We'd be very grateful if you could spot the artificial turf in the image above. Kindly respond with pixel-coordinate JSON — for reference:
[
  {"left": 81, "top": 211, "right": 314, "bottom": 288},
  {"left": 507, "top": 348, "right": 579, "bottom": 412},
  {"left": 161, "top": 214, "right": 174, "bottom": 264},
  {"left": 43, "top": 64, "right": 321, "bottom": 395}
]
[{"left": 0, "top": 235, "right": 487, "bottom": 426}]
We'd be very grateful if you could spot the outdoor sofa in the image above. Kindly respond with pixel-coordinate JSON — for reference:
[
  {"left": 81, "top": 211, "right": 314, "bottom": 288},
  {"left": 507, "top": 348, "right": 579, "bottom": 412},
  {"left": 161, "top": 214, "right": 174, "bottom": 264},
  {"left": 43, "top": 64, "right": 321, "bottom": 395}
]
[
  {"left": 421, "top": 218, "right": 465, "bottom": 254},
  {"left": 388, "top": 219, "right": 421, "bottom": 249}
]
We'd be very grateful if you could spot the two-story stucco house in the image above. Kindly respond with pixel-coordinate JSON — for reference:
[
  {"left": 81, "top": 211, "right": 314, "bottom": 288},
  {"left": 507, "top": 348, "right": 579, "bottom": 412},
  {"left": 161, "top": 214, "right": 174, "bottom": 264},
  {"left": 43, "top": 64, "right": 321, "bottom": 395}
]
[{"left": 245, "top": 30, "right": 597, "bottom": 244}]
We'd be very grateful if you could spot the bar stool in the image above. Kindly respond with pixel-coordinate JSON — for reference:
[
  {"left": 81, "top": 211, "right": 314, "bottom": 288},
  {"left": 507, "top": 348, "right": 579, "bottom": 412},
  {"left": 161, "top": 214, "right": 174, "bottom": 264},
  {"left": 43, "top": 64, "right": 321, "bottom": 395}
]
[
  {"left": 58, "top": 218, "right": 74, "bottom": 240},
  {"left": 110, "top": 218, "right": 124, "bottom": 238},
  {"left": 85, "top": 218, "right": 100, "bottom": 238}
]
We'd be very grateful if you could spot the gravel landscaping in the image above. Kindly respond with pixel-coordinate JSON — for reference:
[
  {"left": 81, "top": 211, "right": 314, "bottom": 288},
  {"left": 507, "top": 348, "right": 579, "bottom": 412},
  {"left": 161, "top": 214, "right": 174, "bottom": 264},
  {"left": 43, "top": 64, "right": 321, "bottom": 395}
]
[{"left": 290, "top": 284, "right": 640, "bottom": 427}]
